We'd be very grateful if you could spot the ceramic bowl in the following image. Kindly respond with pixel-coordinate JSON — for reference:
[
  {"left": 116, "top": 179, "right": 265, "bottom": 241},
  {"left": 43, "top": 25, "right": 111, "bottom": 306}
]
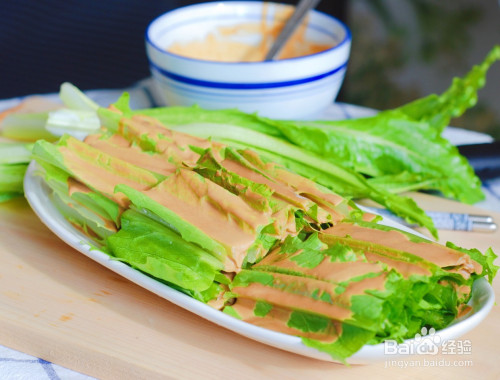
[{"left": 145, "top": 1, "right": 351, "bottom": 119}]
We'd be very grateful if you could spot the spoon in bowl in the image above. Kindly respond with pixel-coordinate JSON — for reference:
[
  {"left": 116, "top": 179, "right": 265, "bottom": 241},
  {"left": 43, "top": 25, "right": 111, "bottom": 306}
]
[{"left": 264, "top": 0, "right": 322, "bottom": 61}]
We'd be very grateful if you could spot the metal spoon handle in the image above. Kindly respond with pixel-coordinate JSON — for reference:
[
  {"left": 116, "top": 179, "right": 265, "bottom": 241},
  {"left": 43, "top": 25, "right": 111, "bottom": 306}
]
[{"left": 265, "top": 0, "right": 322, "bottom": 61}]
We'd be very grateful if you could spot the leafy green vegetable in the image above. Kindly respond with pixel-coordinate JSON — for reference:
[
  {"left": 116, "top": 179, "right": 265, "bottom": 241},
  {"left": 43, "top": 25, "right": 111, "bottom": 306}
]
[
  {"left": 50, "top": 189, "right": 116, "bottom": 241},
  {"left": 1, "top": 112, "right": 57, "bottom": 141},
  {"left": 223, "top": 306, "right": 243, "bottom": 320},
  {"left": 397, "top": 45, "right": 500, "bottom": 133},
  {"left": 36, "top": 158, "right": 120, "bottom": 238},
  {"left": 167, "top": 123, "right": 438, "bottom": 238},
  {"left": 45, "top": 109, "right": 101, "bottom": 139},
  {"left": 115, "top": 183, "right": 228, "bottom": 263},
  {"left": 0, "top": 164, "right": 26, "bottom": 194},
  {"left": 59, "top": 82, "right": 99, "bottom": 112},
  {"left": 94, "top": 90, "right": 440, "bottom": 237},
  {"left": 32, "top": 135, "right": 163, "bottom": 200},
  {"left": 301, "top": 323, "right": 375, "bottom": 364},
  {"left": 287, "top": 310, "right": 331, "bottom": 333},
  {"left": 0, "top": 142, "right": 34, "bottom": 201},
  {"left": 227, "top": 216, "right": 496, "bottom": 361},
  {"left": 2, "top": 47, "right": 497, "bottom": 364},
  {"left": 254, "top": 301, "right": 273, "bottom": 317},
  {"left": 241, "top": 46, "right": 500, "bottom": 204},
  {"left": 107, "top": 209, "right": 223, "bottom": 296},
  {"left": 265, "top": 114, "right": 483, "bottom": 204},
  {"left": 111, "top": 45, "right": 499, "bottom": 207},
  {"left": 231, "top": 270, "right": 275, "bottom": 287},
  {"left": 280, "top": 233, "right": 327, "bottom": 269},
  {"left": 445, "top": 242, "right": 498, "bottom": 284},
  {"left": 0, "top": 142, "right": 33, "bottom": 164}
]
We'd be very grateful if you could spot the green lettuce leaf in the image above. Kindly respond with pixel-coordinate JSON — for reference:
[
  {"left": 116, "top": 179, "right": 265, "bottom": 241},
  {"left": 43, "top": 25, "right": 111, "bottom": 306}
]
[
  {"left": 302, "top": 323, "right": 376, "bottom": 364},
  {"left": 0, "top": 142, "right": 33, "bottom": 164},
  {"left": 111, "top": 46, "right": 499, "bottom": 206},
  {"left": 114, "top": 183, "right": 228, "bottom": 263},
  {"left": 397, "top": 45, "right": 500, "bottom": 133},
  {"left": 227, "top": 217, "right": 490, "bottom": 361},
  {"left": 168, "top": 123, "right": 437, "bottom": 238},
  {"left": 0, "top": 164, "right": 27, "bottom": 195},
  {"left": 0, "top": 142, "right": 34, "bottom": 201},
  {"left": 0, "top": 112, "right": 57, "bottom": 141},
  {"left": 266, "top": 114, "right": 483, "bottom": 204},
  {"left": 445, "top": 241, "right": 499, "bottom": 284},
  {"left": 32, "top": 136, "right": 163, "bottom": 202},
  {"left": 36, "top": 159, "right": 120, "bottom": 234},
  {"left": 107, "top": 209, "right": 223, "bottom": 298},
  {"left": 49, "top": 189, "right": 116, "bottom": 241},
  {"left": 246, "top": 46, "right": 500, "bottom": 204}
]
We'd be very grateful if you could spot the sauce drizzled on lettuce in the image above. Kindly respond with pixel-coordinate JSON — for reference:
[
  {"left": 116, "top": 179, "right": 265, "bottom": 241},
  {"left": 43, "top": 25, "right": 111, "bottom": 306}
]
[{"left": 31, "top": 111, "right": 497, "bottom": 363}]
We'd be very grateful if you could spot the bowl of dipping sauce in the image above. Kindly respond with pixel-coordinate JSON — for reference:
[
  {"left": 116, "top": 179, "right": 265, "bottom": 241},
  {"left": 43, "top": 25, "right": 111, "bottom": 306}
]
[{"left": 145, "top": 1, "right": 351, "bottom": 119}]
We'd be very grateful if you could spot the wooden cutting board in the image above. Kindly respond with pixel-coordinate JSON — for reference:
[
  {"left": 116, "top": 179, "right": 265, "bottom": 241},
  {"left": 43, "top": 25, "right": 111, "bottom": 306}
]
[{"left": 1, "top": 194, "right": 499, "bottom": 380}]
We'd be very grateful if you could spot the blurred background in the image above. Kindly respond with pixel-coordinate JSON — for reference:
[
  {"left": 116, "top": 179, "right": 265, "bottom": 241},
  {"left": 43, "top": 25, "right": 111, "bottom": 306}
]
[
  {"left": 1, "top": 0, "right": 498, "bottom": 137},
  {"left": 345, "top": 0, "right": 500, "bottom": 139}
]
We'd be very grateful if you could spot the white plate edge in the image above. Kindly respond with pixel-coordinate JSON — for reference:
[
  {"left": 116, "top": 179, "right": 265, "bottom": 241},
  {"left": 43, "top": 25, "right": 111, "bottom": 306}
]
[{"left": 23, "top": 160, "right": 495, "bottom": 365}]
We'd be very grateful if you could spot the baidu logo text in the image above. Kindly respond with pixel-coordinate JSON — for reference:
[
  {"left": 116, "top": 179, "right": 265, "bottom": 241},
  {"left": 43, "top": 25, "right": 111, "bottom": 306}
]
[{"left": 384, "top": 327, "right": 442, "bottom": 356}]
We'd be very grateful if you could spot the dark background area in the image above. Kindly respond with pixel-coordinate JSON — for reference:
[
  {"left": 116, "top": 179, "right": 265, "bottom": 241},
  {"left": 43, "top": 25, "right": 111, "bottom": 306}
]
[
  {"left": 1, "top": 1, "right": 498, "bottom": 138},
  {"left": 0, "top": 0, "right": 346, "bottom": 98}
]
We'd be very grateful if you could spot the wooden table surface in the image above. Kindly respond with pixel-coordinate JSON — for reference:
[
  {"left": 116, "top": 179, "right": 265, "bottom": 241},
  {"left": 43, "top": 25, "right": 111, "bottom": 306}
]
[{"left": 1, "top": 192, "right": 499, "bottom": 380}]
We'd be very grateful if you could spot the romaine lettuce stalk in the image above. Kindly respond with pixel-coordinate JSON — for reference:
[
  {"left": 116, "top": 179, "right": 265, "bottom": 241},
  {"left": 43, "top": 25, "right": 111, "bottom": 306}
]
[
  {"left": 235, "top": 46, "right": 500, "bottom": 204},
  {"left": 107, "top": 209, "right": 225, "bottom": 302},
  {"left": 87, "top": 46, "right": 499, "bottom": 235},
  {"left": 0, "top": 142, "right": 33, "bottom": 202},
  {"left": 1, "top": 112, "right": 57, "bottom": 141},
  {"left": 59, "top": 82, "right": 99, "bottom": 112},
  {"left": 104, "top": 45, "right": 499, "bottom": 206},
  {"left": 0, "top": 164, "right": 27, "bottom": 202},
  {"left": 100, "top": 95, "right": 439, "bottom": 237},
  {"left": 28, "top": 107, "right": 497, "bottom": 364},
  {"left": 32, "top": 135, "right": 164, "bottom": 207},
  {"left": 166, "top": 122, "right": 438, "bottom": 238},
  {"left": 108, "top": 119, "right": 365, "bottom": 269},
  {"left": 31, "top": 135, "right": 230, "bottom": 302},
  {"left": 35, "top": 158, "right": 121, "bottom": 241},
  {"left": 225, "top": 221, "right": 497, "bottom": 362}
]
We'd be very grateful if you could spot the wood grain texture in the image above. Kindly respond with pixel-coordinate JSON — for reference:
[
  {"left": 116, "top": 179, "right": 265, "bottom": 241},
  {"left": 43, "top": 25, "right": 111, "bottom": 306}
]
[{"left": 1, "top": 195, "right": 499, "bottom": 380}]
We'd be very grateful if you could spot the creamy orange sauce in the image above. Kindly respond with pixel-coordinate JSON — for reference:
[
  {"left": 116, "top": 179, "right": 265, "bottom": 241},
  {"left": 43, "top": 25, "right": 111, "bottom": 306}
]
[
  {"left": 66, "top": 178, "right": 119, "bottom": 232},
  {"left": 323, "top": 223, "right": 483, "bottom": 278},
  {"left": 119, "top": 115, "right": 214, "bottom": 165},
  {"left": 46, "top": 113, "right": 482, "bottom": 330},
  {"left": 142, "top": 168, "right": 271, "bottom": 271},
  {"left": 67, "top": 177, "right": 92, "bottom": 197},
  {"left": 85, "top": 134, "right": 177, "bottom": 176},
  {"left": 256, "top": 249, "right": 386, "bottom": 284},
  {"left": 239, "top": 150, "right": 348, "bottom": 222},
  {"left": 233, "top": 281, "right": 352, "bottom": 321},
  {"left": 363, "top": 251, "right": 432, "bottom": 278},
  {"left": 118, "top": 117, "right": 362, "bottom": 234},
  {"left": 222, "top": 157, "right": 312, "bottom": 210},
  {"left": 207, "top": 283, "right": 229, "bottom": 310},
  {"left": 268, "top": 203, "right": 298, "bottom": 238},
  {"left": 230, "top": 297, "right": 341, "bottom": 342},
  {"left": 60, "top": 137, "right": 159, "bottom": 207},
  {"left": 166, "top": 6, "right": 333, "bottom": 62},
  {"left": 233, "top": 271, "right": 387, "bottom": 321},
  {"left": 457, "top": 304, "right": 473, "bottom": 318},
  {"left": 113, "top": 118, "right": 352, "bottom": 246}
]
